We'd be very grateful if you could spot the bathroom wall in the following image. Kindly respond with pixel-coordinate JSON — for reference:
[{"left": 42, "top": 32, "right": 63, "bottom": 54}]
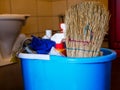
[
  {"left": 0, "top": 0, "right": 108, "bottom": 37},
  {"left": 67, "top": 0, "right": 108, "bottom": 8}
]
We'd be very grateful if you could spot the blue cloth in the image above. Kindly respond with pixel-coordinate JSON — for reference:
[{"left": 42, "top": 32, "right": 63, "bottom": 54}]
[{"left": 29, "top": 36, "right": 55, "bottom": 54}]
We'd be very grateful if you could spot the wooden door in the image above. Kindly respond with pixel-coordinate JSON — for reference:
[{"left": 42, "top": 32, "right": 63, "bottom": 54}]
[
  {"left": 109, "top": 0, "right": 120, "bottom": 57},
  {"left": 109, "top": 0, "right": 120, "bottom": 90}
]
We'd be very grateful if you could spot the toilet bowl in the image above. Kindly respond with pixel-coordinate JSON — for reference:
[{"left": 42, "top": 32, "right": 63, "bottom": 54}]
[{"left": 0, "top": 14, "right": 29, "bottom": 66}]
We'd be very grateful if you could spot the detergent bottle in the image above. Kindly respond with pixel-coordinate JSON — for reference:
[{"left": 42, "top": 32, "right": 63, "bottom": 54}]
[{"left": 51, "top": 23, "right": 66, "bottom": 56}]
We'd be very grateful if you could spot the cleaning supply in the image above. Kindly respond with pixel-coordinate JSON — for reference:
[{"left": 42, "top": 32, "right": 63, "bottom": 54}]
[
  {"left": 51, "top": 23, "right": 66, "bottom": 42},
  {"left": 60, "top": 23, "right": 66, "bottom": 33},
  {"left": 51, "top": 33, "right": 64, "bottom": 43},
  {"left": 65, "top": 1, "right": 110, "bottom": 57},
  {"left": 51, "top": 23, "right": 66, "bottom": 56},
  {"left": 30, "top": 36, "right": 55, "bottom": 54},
  {"left": 50, "top": 33, "right": 66, "bottom": 56},
  {"left": 42, "top": 29, "right": 52, "bottom": 39}
]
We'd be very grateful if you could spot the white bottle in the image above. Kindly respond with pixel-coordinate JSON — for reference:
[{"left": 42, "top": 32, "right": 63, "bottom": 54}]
[
  {"left": 51, "top": 23, "right": 66, "bottom": 43},
  {"left": 42, "top": 30, "right": 52, "bottom": 39},
  {"left": 50, "top": 23, "right": 66, "bottom": 56}
]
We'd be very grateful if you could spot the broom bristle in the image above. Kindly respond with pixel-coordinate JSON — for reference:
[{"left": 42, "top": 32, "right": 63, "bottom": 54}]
[{"left": 65, "top": 1, "right": 110, "bottom": 57}]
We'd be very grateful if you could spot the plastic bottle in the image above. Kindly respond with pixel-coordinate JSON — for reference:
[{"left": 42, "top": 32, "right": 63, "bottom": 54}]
[
  {"left": 50, "top": 23, "right": 66, "bottom": 56},
  {"left": 42, "top": 30, "right": 52, "bottom": 39},
  {"left": 51, "top": 23, "right": 66, "bottom": 43}
]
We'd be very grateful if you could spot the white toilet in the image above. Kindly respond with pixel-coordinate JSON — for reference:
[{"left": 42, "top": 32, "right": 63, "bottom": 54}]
[{"left": 0, "top": 14, "right": 29, "bottom": 66}]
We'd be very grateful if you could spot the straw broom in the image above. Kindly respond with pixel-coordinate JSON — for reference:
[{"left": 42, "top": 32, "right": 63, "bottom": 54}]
[{"left": 65, "top": 1, "right": 110, "bottom": 57}]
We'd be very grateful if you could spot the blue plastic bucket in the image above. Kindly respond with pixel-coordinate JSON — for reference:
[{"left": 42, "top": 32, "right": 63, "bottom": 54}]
[{"left": 18, "top": 48, "right": 117, "bottom": 90}]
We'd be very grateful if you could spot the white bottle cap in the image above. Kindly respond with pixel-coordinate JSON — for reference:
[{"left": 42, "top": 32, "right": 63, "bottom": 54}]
[
  {"left": 60, "top": 23, "right": 66, "bottom": 33},
  {"left": 46, "top": 30, "right": 52, "bottom": 38}
]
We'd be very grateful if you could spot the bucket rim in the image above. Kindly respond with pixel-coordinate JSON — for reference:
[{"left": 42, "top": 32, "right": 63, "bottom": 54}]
[{"left": 18, "top": 48, "right": 117, "bottom": 63}]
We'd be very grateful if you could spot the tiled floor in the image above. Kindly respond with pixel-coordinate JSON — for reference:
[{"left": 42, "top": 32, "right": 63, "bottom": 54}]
[
  {"left": 0, "top": 63, "right": 23, "bottom": 90},
  {"left": 0, "top": 60, "right": 120, "bottom": 90}
]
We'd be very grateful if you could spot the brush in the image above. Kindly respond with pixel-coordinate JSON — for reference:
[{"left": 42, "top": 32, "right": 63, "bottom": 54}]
[{"left": 65, "top": 1, "right": 110, "bottom": 57}]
